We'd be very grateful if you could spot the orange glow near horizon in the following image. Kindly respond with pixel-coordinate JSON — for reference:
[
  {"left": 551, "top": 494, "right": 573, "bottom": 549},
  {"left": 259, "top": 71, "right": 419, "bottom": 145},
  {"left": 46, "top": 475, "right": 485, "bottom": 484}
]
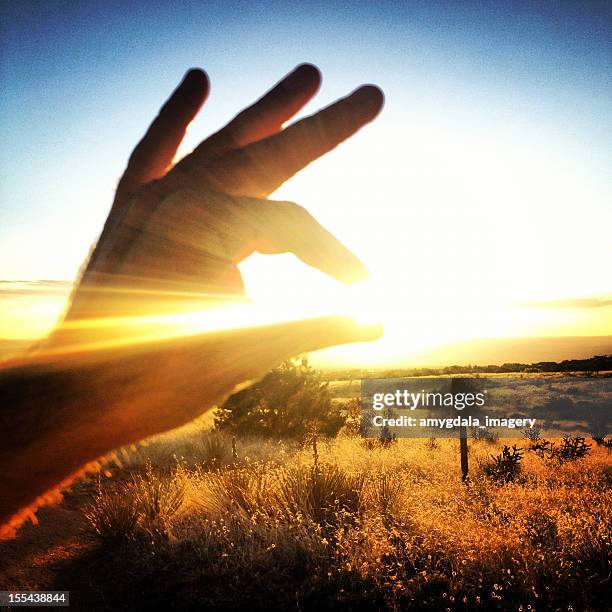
[
  {"left": 0, "top": 267, "right": 609, "bottom": 368},
  {"left": 1, "top": 119, "right": 611, "bottom": 366}
]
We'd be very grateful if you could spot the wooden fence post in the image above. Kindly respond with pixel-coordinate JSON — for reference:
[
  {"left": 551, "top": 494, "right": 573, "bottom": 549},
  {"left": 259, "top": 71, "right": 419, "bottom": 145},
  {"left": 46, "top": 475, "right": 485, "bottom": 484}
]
[
  {"left": 451, "top": 378, "right": 469, "bottom": 482},
  {"left": 460, "top": 424, "right": 469, "bottom": 482}
]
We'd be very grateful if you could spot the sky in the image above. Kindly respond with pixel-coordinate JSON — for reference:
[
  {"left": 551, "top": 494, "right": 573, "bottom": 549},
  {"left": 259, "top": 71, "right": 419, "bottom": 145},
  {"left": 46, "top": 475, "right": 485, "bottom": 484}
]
[{"left": 1, "top": 0, "right": 611, "bottom": 365}]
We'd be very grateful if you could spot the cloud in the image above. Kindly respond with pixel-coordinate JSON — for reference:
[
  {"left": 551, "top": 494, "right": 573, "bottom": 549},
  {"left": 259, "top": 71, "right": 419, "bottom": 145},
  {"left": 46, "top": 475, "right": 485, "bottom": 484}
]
[{"left": 523, "top": 297, "right": 612, "bottom": 309}]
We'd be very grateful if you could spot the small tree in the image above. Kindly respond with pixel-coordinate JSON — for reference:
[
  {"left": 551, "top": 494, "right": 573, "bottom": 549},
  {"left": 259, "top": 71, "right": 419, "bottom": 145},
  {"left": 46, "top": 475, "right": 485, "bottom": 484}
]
[{"left": 214, "top": 357, "right": 345, "bottom": 439}]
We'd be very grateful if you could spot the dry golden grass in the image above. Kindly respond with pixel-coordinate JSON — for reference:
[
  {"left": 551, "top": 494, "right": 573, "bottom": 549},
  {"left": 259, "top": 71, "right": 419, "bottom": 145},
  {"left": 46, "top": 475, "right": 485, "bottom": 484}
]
[{"left": 79, "top": 429, "right": 611, "bottom": 610}]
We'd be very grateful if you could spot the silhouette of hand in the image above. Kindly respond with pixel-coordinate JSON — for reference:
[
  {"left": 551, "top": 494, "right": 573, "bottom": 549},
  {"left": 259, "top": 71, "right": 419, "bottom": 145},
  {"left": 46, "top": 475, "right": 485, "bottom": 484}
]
[
  {"left": 62, "top": 65, "right": 383, "bottom": 321},
  {"left": 1, "top": 65, "right": 384, "bottom": 536},
  {"left": 46, "top": 65, "right": 385, "bottom": 433}
]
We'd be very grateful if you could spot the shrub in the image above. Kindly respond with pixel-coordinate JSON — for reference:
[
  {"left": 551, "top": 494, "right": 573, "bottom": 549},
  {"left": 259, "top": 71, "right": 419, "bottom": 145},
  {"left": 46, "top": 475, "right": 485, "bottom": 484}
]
[
  {"left": 198, "top": 466, "right": 268, "bottom": 518},
  {"left": 84, "top": 480, "right": 141, "bottom": 545},
  {"left": 84, "top": 463, "right": 186, "bottom": 545},
  {"left": 130, "top": 462, "right": 186, "bottom": 527},
  {"left": 556, "top": 436, "right": 591, "bottom": 462},
  {"left": 378, "top": 424, "right": 397, "bottom": 446},
  {"left": 198, "top": 431, "right": 234, "bottom": 468},
  {"left": 76, "top": 433, "right": 611, "bottom": 610},
  {"left": 530, "top": 438, "right": 556, "bottom": 459},
  {"left": 530, "top": 436, "right": 592, "bottom": 463},
  {"left": 483, "top": 445, "right": 523, "bottom": 482},
  {"left": 362, "top": 438, "right": 379, "bottom": 450},
  {"left": 591, "top": 436, "right": 612, "bottom": 449},
  {"left": 522, "top": 425, "right": 542, "bottom": 441},
  {"left": 275, "top": 463, "right": 364, "bottom": 526},
  {"left": 588, "top": 417, "right": 609, "bottom": 442},
  {"left": 365, "top": 472, "right": 404, "bottom": 520},
  {"left": 340, "top": 397, "right": 362, "bottom": 436},
  {"left": 214, "top": 357, "right": 345, "bottom": 439}
]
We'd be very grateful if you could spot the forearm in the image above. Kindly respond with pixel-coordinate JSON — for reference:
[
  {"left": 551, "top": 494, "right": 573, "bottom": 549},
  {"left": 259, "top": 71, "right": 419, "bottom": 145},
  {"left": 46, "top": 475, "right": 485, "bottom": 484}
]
[
  {"left": 0, "top": 341, "right": 203, "bottom": 536},
  {"left": 0, "top": 316, "right": 376, "bottom": 538},
  {"left": 0, "top": 357, "right": 126, "bottom": 536}
]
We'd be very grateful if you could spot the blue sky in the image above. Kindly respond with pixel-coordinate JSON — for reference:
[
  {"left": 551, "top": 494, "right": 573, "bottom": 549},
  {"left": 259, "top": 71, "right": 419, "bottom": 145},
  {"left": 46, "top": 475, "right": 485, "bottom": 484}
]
[
  {"left": 0, "top": 1, "right": 610, "bottom": 359},
  {"left": 1, "top": 1, "right": 610, "bottom": 278}
]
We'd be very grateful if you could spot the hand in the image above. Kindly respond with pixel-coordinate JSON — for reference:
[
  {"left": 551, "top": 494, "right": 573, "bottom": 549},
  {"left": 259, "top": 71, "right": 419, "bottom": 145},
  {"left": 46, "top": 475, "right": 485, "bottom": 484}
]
[
  {"left": 0, "top": 65, "right": 384, "bottom": 534},
  {"left": 59, "top": 64, "right": 384, "bottom": 323},
  {"left": 48, "top": 63, "right": 385, "bottom": 434}
]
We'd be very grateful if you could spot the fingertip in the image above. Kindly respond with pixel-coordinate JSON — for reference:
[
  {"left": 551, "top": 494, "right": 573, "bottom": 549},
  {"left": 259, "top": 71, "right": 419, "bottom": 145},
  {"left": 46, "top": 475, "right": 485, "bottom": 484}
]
[
  {"left": 338, "top": 258, "right": 370, "bottom": 284},
  {"left": 284, "top": 63, "right": 322, "bottom": 93},
  {"left": 355, "top": 267, "right": 370, "bottom": 283},
  {"left": 362, "top": 84, "right": 385, "bottom": 109},
  {"left": 295, "top": 63, "right": 322, "bottom": 83},
  {"left": 183, "top": 68, "right": 210, "bottom": 96},
  {"left": 352, "top": 84, "right": 385, "bottom": 120}
]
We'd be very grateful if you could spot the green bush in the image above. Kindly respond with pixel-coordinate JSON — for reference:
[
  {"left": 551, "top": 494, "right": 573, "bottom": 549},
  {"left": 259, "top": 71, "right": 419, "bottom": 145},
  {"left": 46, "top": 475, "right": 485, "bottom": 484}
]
[{"left": 214, "top": 357, "right": 345, "bottom": 439}]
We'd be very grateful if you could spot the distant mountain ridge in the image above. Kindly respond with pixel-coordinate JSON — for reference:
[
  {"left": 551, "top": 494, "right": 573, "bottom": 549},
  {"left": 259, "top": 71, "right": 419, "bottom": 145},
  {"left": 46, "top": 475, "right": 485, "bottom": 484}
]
[
  {"left": 414, "top": 335, "right": 612, "bottom": 367},
  {"left": 323, "top": 353, "right": 612, "bottom": 380}
]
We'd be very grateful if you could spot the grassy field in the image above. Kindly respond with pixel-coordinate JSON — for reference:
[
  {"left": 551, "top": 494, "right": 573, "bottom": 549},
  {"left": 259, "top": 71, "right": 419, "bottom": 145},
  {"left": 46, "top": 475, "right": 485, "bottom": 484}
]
[{"left": 1, "top": 420, "right": 610, "bottom": 611}]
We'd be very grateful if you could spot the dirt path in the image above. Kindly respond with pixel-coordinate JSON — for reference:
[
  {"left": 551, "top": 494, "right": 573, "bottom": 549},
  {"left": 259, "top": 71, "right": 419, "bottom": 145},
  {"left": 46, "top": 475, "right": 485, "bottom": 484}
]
[{"left": 0, "top": 491, "right": 91, "bottom": 592}]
